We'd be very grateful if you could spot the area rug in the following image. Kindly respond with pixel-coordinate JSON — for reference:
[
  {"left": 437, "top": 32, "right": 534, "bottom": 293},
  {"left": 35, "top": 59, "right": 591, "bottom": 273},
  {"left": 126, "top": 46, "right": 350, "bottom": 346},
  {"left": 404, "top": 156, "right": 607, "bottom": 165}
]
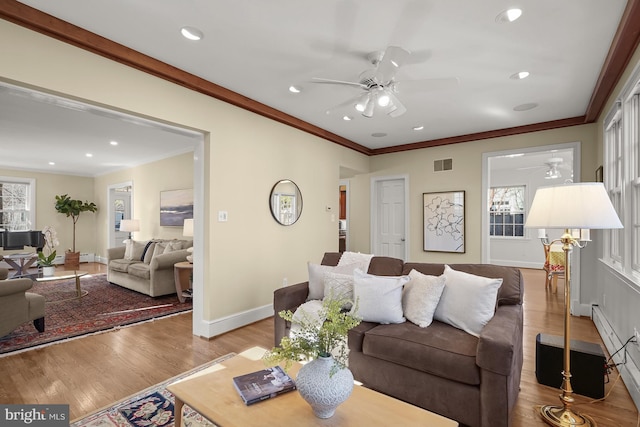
[
  {"left": 0, "top": 273, "right": 192, "bottom": 355},
  {"left": 70, "top": 353, "right": 237, "bottom": 427}
]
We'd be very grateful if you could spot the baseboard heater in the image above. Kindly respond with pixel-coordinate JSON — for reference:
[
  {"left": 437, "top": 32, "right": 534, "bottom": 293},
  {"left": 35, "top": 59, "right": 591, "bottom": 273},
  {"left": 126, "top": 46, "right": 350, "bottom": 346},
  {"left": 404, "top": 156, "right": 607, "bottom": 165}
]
[{"left": 535, "top": 333, "right": 606, "bottom": 399}]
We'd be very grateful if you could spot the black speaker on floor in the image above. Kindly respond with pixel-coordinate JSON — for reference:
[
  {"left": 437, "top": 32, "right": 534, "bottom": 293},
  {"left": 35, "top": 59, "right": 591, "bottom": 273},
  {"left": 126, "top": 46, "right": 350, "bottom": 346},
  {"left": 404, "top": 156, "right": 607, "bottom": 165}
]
[{"left": 535, "top": 333, "right": 606, "bottom": 399}]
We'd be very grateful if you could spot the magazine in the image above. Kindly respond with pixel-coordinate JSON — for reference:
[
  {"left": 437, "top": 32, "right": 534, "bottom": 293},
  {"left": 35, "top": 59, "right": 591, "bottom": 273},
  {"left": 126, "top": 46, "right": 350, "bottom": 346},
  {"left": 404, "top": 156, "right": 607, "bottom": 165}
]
[{"left": 232, "top": 366, "right": 296, "bottom": 405}]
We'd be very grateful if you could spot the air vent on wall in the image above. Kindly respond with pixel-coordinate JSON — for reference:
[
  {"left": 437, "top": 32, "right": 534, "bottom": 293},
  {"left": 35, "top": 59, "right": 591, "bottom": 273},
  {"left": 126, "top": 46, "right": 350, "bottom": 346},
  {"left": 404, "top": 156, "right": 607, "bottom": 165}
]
[{"left": 434, "top": 158, "right": 453, "bottom": 172}]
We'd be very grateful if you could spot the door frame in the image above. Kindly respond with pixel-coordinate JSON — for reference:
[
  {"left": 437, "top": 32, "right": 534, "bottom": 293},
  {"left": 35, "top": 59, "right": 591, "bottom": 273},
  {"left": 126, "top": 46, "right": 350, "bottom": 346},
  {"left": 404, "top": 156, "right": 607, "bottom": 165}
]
[
  {"left": 107, "top": 181, "right": 133, "bottom": 250},
  {"left": 370, "top": 174, "right": 409, "bottom": 260}
]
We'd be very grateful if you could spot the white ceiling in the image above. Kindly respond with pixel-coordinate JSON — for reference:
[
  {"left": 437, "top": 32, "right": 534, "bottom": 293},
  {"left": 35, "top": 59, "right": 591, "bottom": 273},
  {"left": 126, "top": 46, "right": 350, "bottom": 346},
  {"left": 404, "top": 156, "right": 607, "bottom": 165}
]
[{"left": 0, "top": 0, "right": 630, "bottom": 176}]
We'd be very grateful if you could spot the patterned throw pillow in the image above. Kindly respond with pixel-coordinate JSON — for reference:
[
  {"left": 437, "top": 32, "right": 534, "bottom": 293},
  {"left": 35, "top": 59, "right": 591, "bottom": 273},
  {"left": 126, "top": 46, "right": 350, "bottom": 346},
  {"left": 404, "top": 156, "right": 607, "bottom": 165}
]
[
  {"left": 402, "top": 269, "right": 446, "bottom": 327},
  {"left": 323, "top": 271, "right": 355, "bottom": 309}
]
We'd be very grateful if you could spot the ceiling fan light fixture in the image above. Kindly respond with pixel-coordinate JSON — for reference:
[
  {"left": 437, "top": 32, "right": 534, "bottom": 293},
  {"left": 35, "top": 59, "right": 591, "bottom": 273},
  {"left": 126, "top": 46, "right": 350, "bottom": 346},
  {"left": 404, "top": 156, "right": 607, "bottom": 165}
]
[
  {"left": 377, "top": 93, "right": 391, "bottom": 107},
  {"left": 180, "top": 26, "right": 204, "bottom": 41}
]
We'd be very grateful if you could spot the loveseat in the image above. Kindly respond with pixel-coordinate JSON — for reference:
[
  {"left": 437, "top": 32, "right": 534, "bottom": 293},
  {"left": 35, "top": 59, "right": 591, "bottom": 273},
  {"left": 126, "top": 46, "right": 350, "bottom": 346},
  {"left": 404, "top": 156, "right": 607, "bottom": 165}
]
[
  {"left": 273, "top": 252, "right": 523, "bottom": 427},
  {"left": 0, "top": 267, "right": 45, "bottom": 337},
  {"left": 107, "top": 239, "right": 192, "bottom": 297}
]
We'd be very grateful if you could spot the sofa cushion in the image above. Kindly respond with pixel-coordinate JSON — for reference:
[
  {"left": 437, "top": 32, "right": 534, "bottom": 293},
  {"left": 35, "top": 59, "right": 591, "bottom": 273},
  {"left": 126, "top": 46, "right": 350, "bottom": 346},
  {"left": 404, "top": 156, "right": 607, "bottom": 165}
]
[
  {"left": 402, "top": 269, "right": 446, "bottom": 327},
  {"left": 352, "top": 269, "right": 409, "bottom": 324},
  {"left": 367, "top": 256, "right": 405, "bottom": 276},
  {"left": 124, "top": 240, "right": 148, "bottom": 261},
  {"left": 433, "top": 265, "right": 502, "bottom": 337},
  {"left": 109, "top": 259, "right": 141, "bottom": 273},
  {"left": 127, "top": 262, "right": 151, "bottom": 280},
  {"left": 307, "top": 262, "right": 360, "bottom": 301},
  {"left": 361, "top": 321, "right": 481, "bottom": 385}
]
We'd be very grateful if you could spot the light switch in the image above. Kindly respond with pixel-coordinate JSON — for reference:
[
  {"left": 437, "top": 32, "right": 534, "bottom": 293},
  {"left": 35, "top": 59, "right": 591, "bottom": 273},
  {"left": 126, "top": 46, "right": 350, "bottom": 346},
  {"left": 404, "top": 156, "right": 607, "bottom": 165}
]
[{"left": 218, "top": 211, "right": 228, "bottom": 222}]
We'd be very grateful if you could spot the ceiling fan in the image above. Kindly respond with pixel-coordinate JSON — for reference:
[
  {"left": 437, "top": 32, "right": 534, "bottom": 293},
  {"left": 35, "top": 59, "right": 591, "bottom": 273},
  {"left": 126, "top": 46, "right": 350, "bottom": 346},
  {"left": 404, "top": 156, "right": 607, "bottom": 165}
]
[
  {"left": 311, "top": 46, "right": 459, "bottom": 118},
  {"left": 518, "top": 157, "right": 570, "bottom": 180}
]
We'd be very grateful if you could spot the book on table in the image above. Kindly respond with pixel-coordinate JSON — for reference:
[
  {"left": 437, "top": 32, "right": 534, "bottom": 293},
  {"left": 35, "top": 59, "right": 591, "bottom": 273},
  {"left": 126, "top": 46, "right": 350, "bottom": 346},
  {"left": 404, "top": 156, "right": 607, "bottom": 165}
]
[{"left": 232, "top": 366, "right": 296, "bottom": 405}]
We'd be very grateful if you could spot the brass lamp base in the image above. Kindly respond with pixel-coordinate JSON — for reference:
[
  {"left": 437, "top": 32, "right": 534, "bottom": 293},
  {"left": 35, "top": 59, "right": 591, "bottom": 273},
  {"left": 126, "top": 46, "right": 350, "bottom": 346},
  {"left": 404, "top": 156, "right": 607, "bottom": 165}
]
[{"left": 538, "top": 405, "right": 596, "bottom": 426}]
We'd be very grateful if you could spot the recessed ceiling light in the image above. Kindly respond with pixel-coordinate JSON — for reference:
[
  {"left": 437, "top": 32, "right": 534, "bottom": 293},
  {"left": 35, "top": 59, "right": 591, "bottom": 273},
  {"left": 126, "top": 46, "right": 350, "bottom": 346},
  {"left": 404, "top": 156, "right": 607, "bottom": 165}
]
[
  {"left": 510, "top": 71, "right": 530, "bottom": 80},
  {"left": 496, "top": 8, "right": 522, "bottom": 23},
  {"left": 372, "top": 132, "right": 387, "bottom": 137},
  {"left": 513, "top": 103, "right": 538, "bottom": 111},
  {"left": 342, "top": 116, "right": 352, "bottom": 121},
  {"left": 48, "top": 161, "right": 55, "bottom": 166},
  {"left": 110, "top": 140, "right": 118, "bottom": 146},
  {"left": 180, "top": 26, "right": 204, "bottom": 41},
  {"left": 288, "top": 86, "right": 301, "bottom": 93},
  {"left": 86, "top": 153, "right": 93, "bottom": 158},
  {"left": 413, "top": 126, "right": 424, "bottom": 131}
]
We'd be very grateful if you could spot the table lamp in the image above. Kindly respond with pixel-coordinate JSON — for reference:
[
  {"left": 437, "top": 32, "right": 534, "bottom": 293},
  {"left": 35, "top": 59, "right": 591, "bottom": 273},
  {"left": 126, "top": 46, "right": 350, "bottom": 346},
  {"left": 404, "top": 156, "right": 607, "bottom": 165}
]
[
  {"left": 119, "top": 219, "right": 140, "bottom": 240},
  {"left": 525, "top": 182, "right": 622, "bottom": 426}
]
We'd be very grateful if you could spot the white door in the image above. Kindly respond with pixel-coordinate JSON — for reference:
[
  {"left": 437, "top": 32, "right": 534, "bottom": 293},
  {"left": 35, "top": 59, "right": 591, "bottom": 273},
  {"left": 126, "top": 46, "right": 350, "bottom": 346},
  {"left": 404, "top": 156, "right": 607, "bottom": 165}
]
[{"left": 372, "top": 177, "right": 407, "bottom": 259}]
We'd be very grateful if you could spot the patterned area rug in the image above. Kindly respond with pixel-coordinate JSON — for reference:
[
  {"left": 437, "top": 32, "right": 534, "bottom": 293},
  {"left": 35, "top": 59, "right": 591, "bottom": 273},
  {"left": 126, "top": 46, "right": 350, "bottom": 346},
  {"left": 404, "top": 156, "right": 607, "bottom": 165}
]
[
  {"left": 71, "top": 354, "right": 236, "bottom": 427},
  {"left": 0, "top": 273, "right": 192, "bottom": 355}
]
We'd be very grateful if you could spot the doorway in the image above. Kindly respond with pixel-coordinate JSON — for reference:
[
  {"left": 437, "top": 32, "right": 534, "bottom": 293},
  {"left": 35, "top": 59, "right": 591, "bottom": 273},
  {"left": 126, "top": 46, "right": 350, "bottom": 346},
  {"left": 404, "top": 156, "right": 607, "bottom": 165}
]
[
  {"left": 108, "top": 182, "right": 133, "bottom": 248},
  {"left": 371, "top": 175, "right": 409, "bottom": 260}
]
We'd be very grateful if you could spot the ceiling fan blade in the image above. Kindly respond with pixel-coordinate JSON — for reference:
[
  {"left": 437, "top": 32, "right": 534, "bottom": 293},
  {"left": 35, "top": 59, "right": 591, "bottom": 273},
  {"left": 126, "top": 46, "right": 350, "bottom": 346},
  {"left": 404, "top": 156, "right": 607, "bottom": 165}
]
[
  {"left": 387, "top": 91, "right": 407, "bottom": 118},
  {"left": 375, "top": 46, "right": 410, "bottom": 84},
  {"left": 324, "top": 93, "right": 365, "bottom": 115},
  {"left": 393, "top": 77, "right": 460, "bottom": 93},
  {"left": 311, "top": 77, "right": 367, "bottom": 89}
]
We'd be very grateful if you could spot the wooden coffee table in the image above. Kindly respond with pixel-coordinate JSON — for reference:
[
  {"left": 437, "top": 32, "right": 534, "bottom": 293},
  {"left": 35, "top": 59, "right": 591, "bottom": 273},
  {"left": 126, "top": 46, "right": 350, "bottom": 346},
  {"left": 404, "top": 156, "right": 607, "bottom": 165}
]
[
  {"left": 35, "top": 270, "right": 89, "bottom": 301},
  {"left": 167, "top": 348, "right": 458, "bottom": 427}
]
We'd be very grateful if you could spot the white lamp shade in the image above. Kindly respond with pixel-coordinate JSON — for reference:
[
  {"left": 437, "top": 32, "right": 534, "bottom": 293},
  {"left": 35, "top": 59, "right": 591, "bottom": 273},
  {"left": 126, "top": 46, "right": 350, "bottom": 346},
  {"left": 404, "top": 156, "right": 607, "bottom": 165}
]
[
  {"left": 119, "top": 219, "right": 140, "bottom": 232},
  {"left": 525, "top": 183, "right": 622, "bottom": 229},
  {"left": 183, "top": 218, "right": 194, "bottom": 237}
]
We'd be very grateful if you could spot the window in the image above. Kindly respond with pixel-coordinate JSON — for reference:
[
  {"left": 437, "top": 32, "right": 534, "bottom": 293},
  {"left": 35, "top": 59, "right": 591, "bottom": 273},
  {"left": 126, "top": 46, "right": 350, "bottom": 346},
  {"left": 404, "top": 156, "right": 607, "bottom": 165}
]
[
  {"left": 604, "top": 65, "right": 640, "bottom": 276},
  {"left": 0, "top": 177, "right": 35, "bottom": 231},
  {"left": 489, "top": 186, "right": 525, "bottom": 237}
]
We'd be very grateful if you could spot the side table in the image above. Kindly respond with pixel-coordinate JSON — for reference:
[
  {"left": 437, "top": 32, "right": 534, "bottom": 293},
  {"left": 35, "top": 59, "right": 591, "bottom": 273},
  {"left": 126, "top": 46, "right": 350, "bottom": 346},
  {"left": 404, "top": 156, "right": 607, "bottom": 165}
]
[
  {"left": 4, "top": 253, "right": 38, "bottom": 278},
  {"left": 174, "top": 261, "right": 193, "bottom": 303}
]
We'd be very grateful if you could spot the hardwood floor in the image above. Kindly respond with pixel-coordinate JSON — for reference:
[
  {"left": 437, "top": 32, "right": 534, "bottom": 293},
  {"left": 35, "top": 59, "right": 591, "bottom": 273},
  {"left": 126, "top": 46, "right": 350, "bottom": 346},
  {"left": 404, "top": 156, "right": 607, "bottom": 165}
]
[{"left": 0, "top": 263, "right": 637, "bottom": 425}]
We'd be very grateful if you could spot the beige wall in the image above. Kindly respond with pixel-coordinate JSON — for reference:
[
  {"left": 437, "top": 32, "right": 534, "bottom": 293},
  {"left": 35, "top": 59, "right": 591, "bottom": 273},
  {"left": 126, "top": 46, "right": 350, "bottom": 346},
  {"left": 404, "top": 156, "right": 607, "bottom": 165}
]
[
  {"left": 0, "top": 20, "right": 369, "bottom": 328},
  {"left": 0, "top": 168, "right": 96, "bottom": 254},
  {"left": 93, "top": 152, "right": 195, "bottom": 259},
  {"left": 349, "top": 124, "right": 598, "bottom": 263}
]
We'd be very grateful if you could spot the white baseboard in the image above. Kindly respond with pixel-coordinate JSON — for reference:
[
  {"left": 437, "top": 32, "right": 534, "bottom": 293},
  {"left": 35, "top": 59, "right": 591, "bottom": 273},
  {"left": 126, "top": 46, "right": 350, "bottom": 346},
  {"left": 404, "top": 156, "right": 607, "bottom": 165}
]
[
  {"left": 197, "top": 304, "right": 273, "bottom": 339},
  {"left": 592, "top": 306, "right": 640, "bottom": 410}
]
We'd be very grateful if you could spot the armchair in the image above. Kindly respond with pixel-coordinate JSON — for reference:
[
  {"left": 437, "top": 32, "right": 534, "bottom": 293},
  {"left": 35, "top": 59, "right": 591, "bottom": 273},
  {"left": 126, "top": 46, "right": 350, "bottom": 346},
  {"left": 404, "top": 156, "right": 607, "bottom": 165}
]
[{"left": 0, "top": 268, "right": 45, "bottom": 337}]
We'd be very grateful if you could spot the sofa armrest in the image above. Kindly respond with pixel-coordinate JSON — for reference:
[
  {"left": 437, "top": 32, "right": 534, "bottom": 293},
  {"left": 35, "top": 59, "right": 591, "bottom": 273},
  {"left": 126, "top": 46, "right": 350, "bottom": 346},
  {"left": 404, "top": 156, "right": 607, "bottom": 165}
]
[
  {"left": 107, "top": 246, "right": 126, "bottom": 262},
  {"left": 273, "top": 281, "right": 309, "bottom": 346},
  {"left": 476, "top": 304, "right": 523, "bottom": 376},
  {"left": 150, "top": 249, "right": 189, "bottom": 270},
  {"left": 0, "top": 278, "right": 34, "bottom": 297},
  {"left": 0, "top": 267, "right": 9, "bottom": 280}
]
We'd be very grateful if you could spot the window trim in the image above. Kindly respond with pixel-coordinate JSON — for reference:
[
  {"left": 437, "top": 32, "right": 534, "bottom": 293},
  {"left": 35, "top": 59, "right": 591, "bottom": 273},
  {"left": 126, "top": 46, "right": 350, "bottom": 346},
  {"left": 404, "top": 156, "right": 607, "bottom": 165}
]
[{"left": 0, "top": 176, "right": 36, "bottom": 231}]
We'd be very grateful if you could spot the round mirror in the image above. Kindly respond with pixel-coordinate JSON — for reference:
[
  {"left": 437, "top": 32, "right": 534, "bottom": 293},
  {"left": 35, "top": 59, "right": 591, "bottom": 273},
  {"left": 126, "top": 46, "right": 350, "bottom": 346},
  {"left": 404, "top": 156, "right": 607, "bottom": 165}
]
[{"left": 270, "top": 179, "right": 303, "bottom": 226}]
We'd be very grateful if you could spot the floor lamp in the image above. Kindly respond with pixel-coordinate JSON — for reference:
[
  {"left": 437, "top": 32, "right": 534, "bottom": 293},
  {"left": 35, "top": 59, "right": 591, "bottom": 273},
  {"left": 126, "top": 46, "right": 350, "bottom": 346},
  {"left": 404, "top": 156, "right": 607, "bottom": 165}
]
[{"left": 525, "top": 183, "right": 622, "bottom": 427}]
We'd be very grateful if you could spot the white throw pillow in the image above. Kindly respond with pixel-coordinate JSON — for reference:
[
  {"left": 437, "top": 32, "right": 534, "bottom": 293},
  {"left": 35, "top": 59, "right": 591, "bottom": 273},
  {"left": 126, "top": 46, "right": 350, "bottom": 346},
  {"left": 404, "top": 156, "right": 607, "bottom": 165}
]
[
  {"left": 163, "top": 240, "right": 183, "bottom": 254},
  {"left": 337, "top": 251, "right": 374, "bottom": 272},
  {"left": 307, "top": 262, "right": 359, "bottom": 300},
  {"left": 323, "top": 271, "right": 355, "bottom": 309},
  {"left": 351, "top": 269, "right": 410, "bottom": 324},
  {"left": 433, "top": 265, "right": 503, "bottom": 337},
  {"left": 124, "top": 240, "right": 147, "bottom": 261},
  {"left": 402, "top": 269, "right": 446, "bottom": 328},
  {"left": 289, "top": 300, "right": 326, "bottom": 339}
]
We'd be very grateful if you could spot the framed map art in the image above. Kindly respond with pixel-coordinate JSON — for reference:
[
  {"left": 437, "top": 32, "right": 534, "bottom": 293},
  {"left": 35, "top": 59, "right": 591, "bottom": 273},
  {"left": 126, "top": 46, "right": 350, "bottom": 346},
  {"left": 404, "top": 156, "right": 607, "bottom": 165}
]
[{"left": 423, "top": 191, "right": 465, "bottom": 253}]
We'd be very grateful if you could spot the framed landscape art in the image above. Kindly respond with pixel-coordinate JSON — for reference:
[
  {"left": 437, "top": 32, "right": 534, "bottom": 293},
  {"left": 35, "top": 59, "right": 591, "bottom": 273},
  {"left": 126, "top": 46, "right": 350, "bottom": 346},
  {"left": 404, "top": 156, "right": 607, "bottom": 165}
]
[
  {"left": 160, "top": 189, "right": 193, "bottom": 226},
  {"left": 423, "top": 191, "right": 465, "bottom": 253}
]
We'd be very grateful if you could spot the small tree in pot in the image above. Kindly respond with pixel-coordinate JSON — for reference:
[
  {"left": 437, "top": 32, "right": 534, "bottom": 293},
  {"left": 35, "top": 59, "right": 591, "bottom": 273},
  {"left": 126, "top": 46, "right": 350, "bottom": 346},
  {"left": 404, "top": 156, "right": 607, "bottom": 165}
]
[{"left": 54, "top": 194, "right": 97, "bottom": 269}]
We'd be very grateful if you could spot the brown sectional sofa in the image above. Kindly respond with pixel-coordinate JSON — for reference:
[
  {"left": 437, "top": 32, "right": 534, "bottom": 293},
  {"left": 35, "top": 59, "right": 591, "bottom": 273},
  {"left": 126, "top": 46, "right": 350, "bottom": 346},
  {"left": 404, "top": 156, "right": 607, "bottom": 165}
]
[
  {"left": 107, "top": 239, "right": 191, "bottom": 297},
  {"left": 273, "top": 252, "right": 524, "bottom": 427}
]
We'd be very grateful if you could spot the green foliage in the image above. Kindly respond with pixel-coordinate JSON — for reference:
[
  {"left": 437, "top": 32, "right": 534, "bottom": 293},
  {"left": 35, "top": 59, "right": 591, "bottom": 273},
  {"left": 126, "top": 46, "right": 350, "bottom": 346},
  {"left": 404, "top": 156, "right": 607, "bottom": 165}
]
[
  {"left": 54, "top": 194, "right": 98, "bottom": 252},
  {"left": 263, "top": 295, "right": 361, "bottom": 376},
  {"left": 37, "top": 250, "right": 56, "bottom": 267}
]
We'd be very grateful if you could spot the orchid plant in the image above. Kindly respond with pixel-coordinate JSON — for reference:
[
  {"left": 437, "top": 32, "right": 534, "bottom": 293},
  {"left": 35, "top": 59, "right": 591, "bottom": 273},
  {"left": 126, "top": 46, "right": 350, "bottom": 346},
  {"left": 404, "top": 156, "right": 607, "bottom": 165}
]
[{"left": 37, "top": 226, "right": 59, "bottom": 267}]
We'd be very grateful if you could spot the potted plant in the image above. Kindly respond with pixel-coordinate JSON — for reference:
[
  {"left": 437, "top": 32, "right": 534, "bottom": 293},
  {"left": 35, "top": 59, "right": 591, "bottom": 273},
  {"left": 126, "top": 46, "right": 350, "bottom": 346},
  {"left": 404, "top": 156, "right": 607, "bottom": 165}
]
[
  {"left": 37, "top": 226, "right": 59, "bottom": 276},
  {"left": 54, "top": 194, "right": 97, "bottom": 269},
  {"left": 263, "top": 296, "right": 361, "bottom": 418}
]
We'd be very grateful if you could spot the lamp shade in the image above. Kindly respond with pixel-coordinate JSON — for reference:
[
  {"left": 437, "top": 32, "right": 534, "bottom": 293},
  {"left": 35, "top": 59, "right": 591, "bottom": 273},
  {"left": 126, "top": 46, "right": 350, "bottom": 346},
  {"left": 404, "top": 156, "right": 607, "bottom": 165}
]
[
  {"left": 119, "top": 219, "right": 140, "bottom": 232},
  {"left": 183, "top": 218, "right": 194, "bottom": 237},
  {"left": 525, "top": 183, "right": 622, "bottom": 229}
]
